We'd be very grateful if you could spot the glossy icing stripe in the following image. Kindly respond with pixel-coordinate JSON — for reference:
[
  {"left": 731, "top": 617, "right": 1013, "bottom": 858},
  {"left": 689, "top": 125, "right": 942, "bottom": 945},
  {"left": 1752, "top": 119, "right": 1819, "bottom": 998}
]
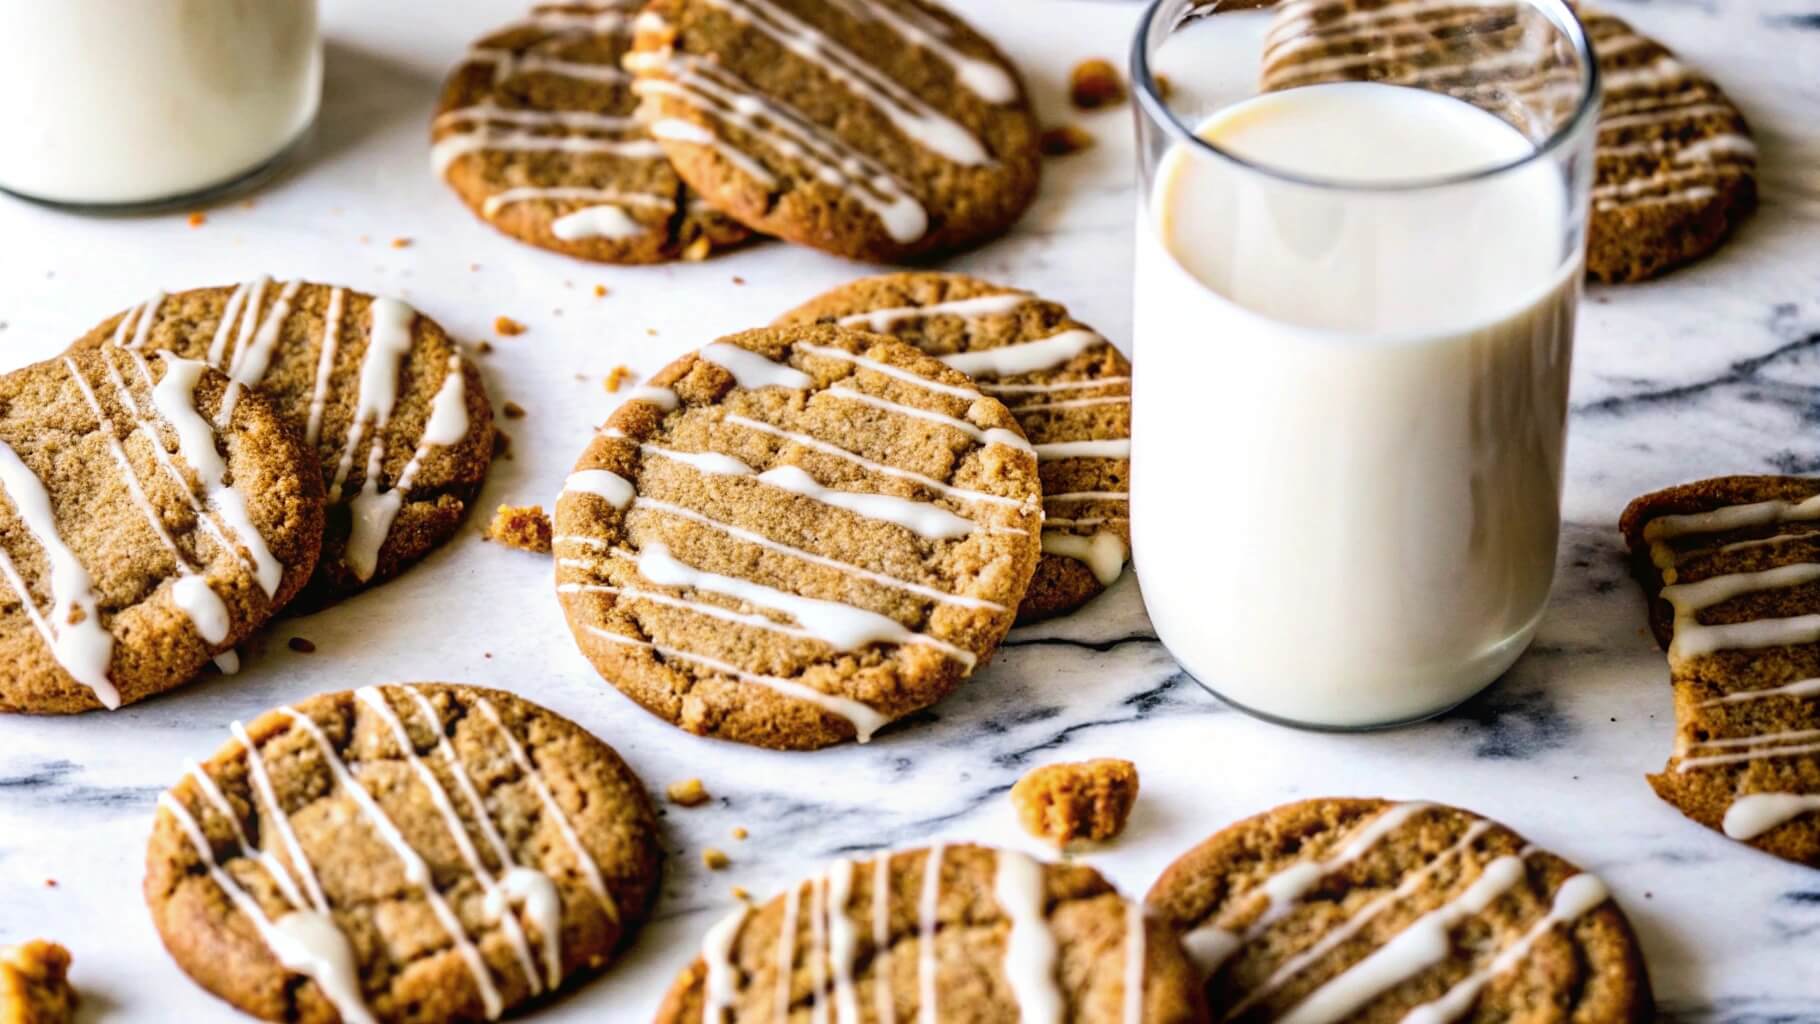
[
  {"left": 182, "top": 757, "right": 310, "bottom": 912},
  {"left": 1123, "top": 900, "right": 1147, "bottom": 1024},
  {"left": 481, "top": 185, "right": 673, "bottom": 219},
  {"left": 917, "top": 844, "right": 944, "bottom": 1024},
  {"left": 795, "top": 342, "right": 982, "bottom": 402},
  {"left": 1034, "top": 439, "right": 1130, "bottom": 460},
  {"left": 467, "top": 48, "right": 630, "bottom": 86},
  {"left": 873, "top": 854, "right": 896, "bottom": 1024},
  {"left": 726, "top": 414, "right": 1028, "bottom": 509},
  {"left": 226, "top": 279, "right": 303, "bottom": 388},
  {"left": 938, "top": 329, "right": 1106, "bottom": 379},
  {"left": 431, "top": 129, "right": 663, "bottom": 176},
  {"left": 835, "top": 293, "right": 1029, "bottom": 332},
  {"left": 1723, "top": 793, "right": 1820, "bottom": 840},
  {"left": 345, "top": 353, "right": 470, "bottom": 582},
  {"left": 824, "top": 386, "right": 1033, "bottom": 455},
  {"left": 1702, "top": 676, "right": 1820, "bottom": 705},
  {"left": 702, "top": 904, "right": 749, "bottom": 1024},
  {"left": 228, "top": 721, "right": 331, "bottom": 914},
  {"left": 304, "top": 287, "right": 347, "bottom": 446},
  {"left": 434, "top": 101, "right": 643, "bottom": 135},
  {"left": 994, "top": 850, "right": 1063, "bottom": 1024},
  {"left": 1040, "top": 531, "right": 1126, "bottom": 586}
]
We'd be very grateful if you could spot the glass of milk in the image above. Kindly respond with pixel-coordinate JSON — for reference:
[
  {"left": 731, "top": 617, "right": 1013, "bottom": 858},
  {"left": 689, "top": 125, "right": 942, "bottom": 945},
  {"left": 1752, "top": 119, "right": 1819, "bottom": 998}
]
[
  {"left": 1130, "top": 0, "right": 1598, "bottom": 729},
  {"left": 0, "top": 0, "right": 322, "bottom": 210}
]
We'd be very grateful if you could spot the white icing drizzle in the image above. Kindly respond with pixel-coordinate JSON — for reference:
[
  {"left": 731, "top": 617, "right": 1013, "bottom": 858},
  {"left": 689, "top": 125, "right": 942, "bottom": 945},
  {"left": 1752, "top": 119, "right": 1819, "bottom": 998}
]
[
  {"left": 432, "top": 128, "right": 662, "bottom": 176},
  {"left": 759, "top": 465, "right": 976, "bottom": 540},
  {"left": 794, "top": 342, "right": 982, "bottom": 402},
  {"left": 1598, "top": 101, "right": 1739, "bottom": 135},
  {"left": 346, "top": 355, "right": 470, "bottom": 582},
  {"left": 872, "top": 853, "right": 896, "bottom": 1024},
  {"left": 994, "top": 850, "right": 1063, "bottom": 1024},
  {"left": 1182, "top": 926, "right": 1242, "bottom": 977},
  {"left": 825, "top": 386, "right": 1034, "bottom": 455},
  {"left": 1702, "top": 676, "right": 1820, "bottom": 705},
  {"left": 1676, "top": 729, "right": 1820, "bottom": 771},
  {"left": 699, "top": 342, "right": 815, "bottom": 390},
  {"left": 691, "top": 0, "right": 991, "bottom": 165},
  {"left": 778, "top": 881, "right": 801, "bottom": 1023},
  {"left": 825, "top": 0, "right": 1015, "bottom": 102},
  {"left": 1123, "top": 901, "right": 1146, "bottom": 1024},
  {"left": 228, "top": 721, "right": 331, "bottom": 914},
  {"left": 210, "top": 276, "right": 270, "bottom": 371},
  {"left": 0, "top": 441, "right": 116, "bottom": 706},
  {"left": 649, "top": 116, "right": 783, "bottom": 189},
  {"left": 1661, "top": 562, "right": 1820, "bottom": 660},
  {"left": 481, "top": 185, "right": 673, "bottom": 219},
  {"left": 1646, "top": 494, "right": 1820, "bottom": 544},
  {"left": 939, "top": 330, "right": 1106, "bottom": 379},
  {"left": 702, "top": 904, "right": 749, "bottom": 1024},
  {"left": 1398, "top": 873, "right": 1610, "bottom": 1024},
  {"left": 584, "top": 624, "right": 892, "bottom": 740},
  {"left": 1669, "top": 614, "right": 1820, "bottom": 661},
  {"left": 119, "top": 291, "right": 167, "bottom": 350},
  {"left": 304, "top": 287, "right": 346, "bottom": 446},
  {"left": 466, "top": 47, "right": 630, "bottom": 87},
  {"left": 726, "top": 414, "right": 1028, "bottom": 509},
  {"left": 640, "top": 443, "right": 762, "bottom": 478},
  {"left": 1275, "top": 855, "right": 1529, "bottom": 1024},
  {"left": 170, "top": 576, "right": 230, "bottom": 645},
  {"left": 226, "top": 279, "right": 302, "bottom": 388},
  {"left": 551, "top": 205, "right": 647, "bottom": 241},
  {"left": 621, "top": 384, "right": 682, "bottom": 412},
  {"left": 1723, "top": 794, "right": 1820, "bottom": 840},
  {"left": 493, "top": 867, "right": 564, "bottom": 991},
  {"left": 1044, "top": 491, "right": 1129, "bottom": 503},
  {"left": 157, "top": 793, "right": 375, "bottom": 1024},
  {"left": 1601, "top": 53, "right": 1690, "bottom": 93},
  {"left": 836, "top": 293, "right": 1030, "bottom": 333},
  {"left": 983, "top": 377, "right": 1130, "bottom": 395},
  {"left": 917, "top": 844, "right": 944, "bottom": 1024},
  {"left": 182, "top": 755, "right": 312, "bottom": 913},
  {"left": 1034, "top": 439, "right": 1130, "bottom": 460},
  {"left": 809, "top": 870, "right": 829, "bottom": 1024},
  {"left": 1044, "top": 517, "right": 1127, "bottom": 528},
  {"left": 1008, "top": 395, "right": 1130, "bottom": 414},
  {"left": 564, "top": 469, "right": 636, "bottom": 509},
  {"left": 507, "top": 7, "right": 638, "bottom": 36},
  {"left": 328, "top": 298, "right": 415, "bottom": 502},
  {"left": 1040, "top": 532, "right": 1127, "bottom": 585},
  {"left": 434, "top": 101, "right": 643, "bottom": 135}
]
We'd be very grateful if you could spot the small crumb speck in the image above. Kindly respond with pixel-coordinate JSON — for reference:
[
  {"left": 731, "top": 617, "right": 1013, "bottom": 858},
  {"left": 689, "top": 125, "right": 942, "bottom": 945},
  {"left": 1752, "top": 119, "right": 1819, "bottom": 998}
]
[
  {"left": 288, "top": 637, "right": 317, "bottom": 654},
  {"left": 187, "top": 211, "right": 207, "bottom": 228},
  {"left": 667, "top": 778, "right": 710, "bottom": 806},
  {"left": 503, "top": 400, "right": 526, "bottom": 419},
  {"left": 702, "top": 848, "right": 731, "bottom": 870},
  {"left": 495, "top": 316, "right": 526, "bottom": 337}
]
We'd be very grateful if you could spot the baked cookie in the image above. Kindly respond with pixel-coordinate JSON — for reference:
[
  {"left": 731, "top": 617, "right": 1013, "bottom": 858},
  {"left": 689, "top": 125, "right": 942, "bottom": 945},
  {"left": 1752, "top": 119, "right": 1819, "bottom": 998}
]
[
  {"left": 0, "top": 941, "right": 77, "bottom": 1024},
  {"left": 1621, "top": 476, "right": 1820, "bottom": 867},
  {"left": 554, "top": 323, "right": 1042, "bottom": 750},
  {"left": 75, "top": 281, "right": 494, "bottom": 606},
  {"left": 0, "top": 344, "right": 323, "bottom": 714},
  {"left": 628, "top": 0, "right": 1041, "bottom": 262},
  {"left": 778, "top": 273, "right": 1130, "bottom": 621},
  {"left": 657, "top": 843, "right": 1204, "bottom": 1024},
  {"left": 1257, "top": 1, "right": 1756, "bottom": 283},
  {"left": 1147, "top": 798, "right": 1652, "bottom": 1024},
  {"left": 145, "top": 683, "right": 663, "bottom": 1024},
  {"left": 433, "top": 1, "right": 751, "bottom": 264}
]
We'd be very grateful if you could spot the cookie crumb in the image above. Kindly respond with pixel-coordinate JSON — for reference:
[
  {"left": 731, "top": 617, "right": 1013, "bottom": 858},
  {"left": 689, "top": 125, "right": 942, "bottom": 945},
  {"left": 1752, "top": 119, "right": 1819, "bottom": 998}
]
[
  {"left": 667, "top": 778, "right": 710, "bottom": 807},
  {"left": 1040, "top": 124, "right": 1096, "bottom": 157},
  {"left": 391, "top": 237, "right": 413, "bottom": 249},
  {"left": 682, "top": 236, "right": 712, "bottom": 261},
  {"left": 186, "top": 211, "right": 207, "bottom": 229},
  {"left": 702, "top": 847, "right": 731, "bottom": 870},
  {"left": 605, "top": 365, "right": 635, "bottom": 393},
  {"left": 731, "top": 826, "right": 748, "bottom": 840},
  {"left": 502, "top": 400, "right": 526, "bottom": 420},
  {"left": 1010, "top": 758, "right": 1139, "bottom": 847},
  {"left": 484, "top": 505, "right": 553, "bottom": 554},
  {"left": 1154, "top": 73, "right": 1175, "bottom": 103},
  {"left": 288, "top": 637, "right": 317, "bottom": 654},
  {"left": 42, "top": 878, "right": 56, "bottom": 888},
  {"left": 494, "top": 316, "right": 527, "bottom": 337},
  {"left": 0, "top": 940, "right": 77, "bottom": 1024},
  {"left": 492, "top": 431, "right": 513, "bottom": 460},
  {"left": 470, "top": 262, "right": 482, "bottom": 272},
  {"left": 1069, "top": 58, "right": 1127, "bottom": 110},
  {"left": 731, "top": 885, "right": 751, "bottom": 901},
  {"left": 475, "top": 339, "right": 493, "bottom": 355},
  {"left": 645, "top": 327, "right": 658, "bottom": 337},
  {"left": 593, "top": 284, "right": 609, "bottom": 298},
  {"left": 732, "top": 276, "right": 746, "bottom": 286}
]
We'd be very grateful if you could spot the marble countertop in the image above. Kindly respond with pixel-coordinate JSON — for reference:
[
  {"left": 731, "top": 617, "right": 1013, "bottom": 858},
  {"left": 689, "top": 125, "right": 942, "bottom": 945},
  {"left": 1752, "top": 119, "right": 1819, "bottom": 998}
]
[{"left": 2, "top": 0, "right": 1818, "bottom": 1020}]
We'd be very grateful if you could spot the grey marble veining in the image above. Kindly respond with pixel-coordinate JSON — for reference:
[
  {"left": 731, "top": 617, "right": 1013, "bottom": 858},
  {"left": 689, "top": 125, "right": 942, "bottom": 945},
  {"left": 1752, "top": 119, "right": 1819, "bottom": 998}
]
[{"left": 1, "top": 0, "right": 1818, "bottom": 1020}]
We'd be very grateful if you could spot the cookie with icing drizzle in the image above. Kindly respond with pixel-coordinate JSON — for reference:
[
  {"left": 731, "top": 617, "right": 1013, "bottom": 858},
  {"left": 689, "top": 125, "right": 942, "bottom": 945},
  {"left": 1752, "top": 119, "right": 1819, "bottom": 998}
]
[
  {"left": 144, "top": 683, "right": 663, "bottom": 1024},
  {"left": 628, "top": 0, "right": 1041, "bottom": 262},
  {"left": 778, "top": 273, "right": 1131, "bottom": 622},
  {"left": 1256, "top": 1, "right": 1756, "bottom": 283},
  {"left": 0, "top": 344, "right": 324, "bottom": 714},
  {"left": 554, "top": 323, "right": 1042, "bottom": 749},
  {"left": 1621, "top": 476, "right": 1820, "bottom": 868},
  {"left": 72, "top": 281, "right": 494, "bottom": 606},
  {"left": 659, "top": 843, "right": 1204, "bottom": 1024},
  {"left": 433, "top": 0, "right": 751, "bottom": 264},
  {"left": 1147, "top": 798, "right": 1652, "bottom": 1024}
]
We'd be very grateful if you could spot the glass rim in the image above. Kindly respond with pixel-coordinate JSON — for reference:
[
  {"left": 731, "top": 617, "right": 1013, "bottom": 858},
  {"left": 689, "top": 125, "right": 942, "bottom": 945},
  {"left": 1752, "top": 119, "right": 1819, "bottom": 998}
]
[{"left": 1129, "top": 0, "right": 1602, "bottom": 193}]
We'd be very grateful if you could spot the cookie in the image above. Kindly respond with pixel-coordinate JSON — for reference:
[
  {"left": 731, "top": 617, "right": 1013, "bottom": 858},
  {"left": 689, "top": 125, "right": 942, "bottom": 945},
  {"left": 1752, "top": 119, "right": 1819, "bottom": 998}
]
[
  {"left": 433, "top": 1, "right": 751, "bottom": 264},
  {"left": 74, "top": 281, "right": 494, "bottom": 605},
  {"left": 1, "top": 941, "right": 77, "bottom": 1024},
  {"left": 628, "top": 0, "right": 1041, "bottom": 262},
  {"left": 144, "top": 683, "right": 663, "bottom": 1024},
  {"left": 553, "top": 323, "right": 1043, "bottom": 749},
  {"left": 1621, "top": 476, "right": 1820, "bottom": 867},
  {"left": 1147, "top": 798, "right": 1651, "bottom": 1024},
  {"left": 1257, "top": 2, "right": 1756, "bottom": 283},
  {"left": 778, "top": 273, "right": 1130, "bottom": 621},
  {"left": 0, "top": 344, "right": 324, "bottom": 714},
  {"left": 656, "top": 843, "right": 1205, "bottom": 1024}
]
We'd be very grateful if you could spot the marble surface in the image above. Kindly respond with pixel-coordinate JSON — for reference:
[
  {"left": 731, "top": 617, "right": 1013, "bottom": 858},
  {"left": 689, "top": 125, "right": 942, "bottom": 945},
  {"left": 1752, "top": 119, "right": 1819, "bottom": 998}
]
[{"left": 1, "top": 0, "right": 1818, "bottom": 1020}]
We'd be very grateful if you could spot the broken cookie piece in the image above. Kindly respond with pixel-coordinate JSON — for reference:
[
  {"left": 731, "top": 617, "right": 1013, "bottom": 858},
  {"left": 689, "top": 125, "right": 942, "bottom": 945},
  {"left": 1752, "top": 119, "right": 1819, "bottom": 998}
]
[
  {"left": 485, "top": 504, "right": 553, "bottom": 554},
  {"left": 1, "top": 941, "right": 76, "bottom": 1024},
  {"left": 1011, "top": 757, "right": 1139, "bottom": 847}
]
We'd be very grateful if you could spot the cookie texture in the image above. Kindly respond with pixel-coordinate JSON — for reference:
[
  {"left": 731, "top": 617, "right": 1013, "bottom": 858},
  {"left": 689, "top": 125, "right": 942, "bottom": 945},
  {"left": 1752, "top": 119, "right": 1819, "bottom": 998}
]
[
  {"left": 1146, "top": 798, "right": 1652, "bottom": 1024},
  {"left": 554, "top": 323, "right": 1042, "bottom": 750},
  {"left": 629, "top": 0, "right": 1041, "bottom": 262},
  {"left": 658, "top": 843, "right": 1205, "bottom": 1024},
  {"left": 778, "top": 273, "right": 1129, "bottom": 621},
  {"left": 75, "top": 281, "right": 494, "bottom": 606},
  {"left": 1257, "top": 1, "right": 1756, "bottom": 283},
  {"left": 1011, "top": 758, "right": 1140, "bottom": 848},
  {"left": 433, "top": 1, "right": 750, "bottom": 264},
  {"left": 145, "top": 683, "right": 663, "bottom": 1024},
  {"left": 1621, "top": 476, "right": 1820, "bottom": 867},
  {"left": 0, "top": 344, "right": 323, "bottom": 714},
  {"left": 0, "top": 941, "right": 77, "bottom": 1024}
]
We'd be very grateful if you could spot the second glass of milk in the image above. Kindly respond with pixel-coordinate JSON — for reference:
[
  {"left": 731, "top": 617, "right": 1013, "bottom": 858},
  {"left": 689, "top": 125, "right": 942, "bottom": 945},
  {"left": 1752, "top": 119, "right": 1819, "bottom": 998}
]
[{"left": 1130, "top": 0, "right": 1598, "bottom": 729}]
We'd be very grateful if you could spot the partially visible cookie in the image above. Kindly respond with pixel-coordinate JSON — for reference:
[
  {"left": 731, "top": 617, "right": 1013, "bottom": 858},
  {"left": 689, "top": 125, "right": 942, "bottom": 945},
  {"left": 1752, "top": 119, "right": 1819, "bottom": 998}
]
[
  {"left": 554, "top": 323, "right": 1043, "bottom": 749},
  {"left": 433, "top": 1, "right": 750, "bottom": 263},
  {"left": 628, "top": 0, "right": 1041, "bottom": 262},
  {"left": 778, "top": 273, "right": 1130, "bottom": 621},
  {"left": 656, "top": 843, "right": 1204, "bottom": 1024},
  {"left": 1621, "top": 476, "right": 1820, "bottom": 867},
  {"left": 1146, "top": 798, "right": 1652, "bottom": 1023},
  {"left": 74, "top": 281, "right": 494, "bottom": 606},
  {"left": 0, "top": 344, "right": 324, "bottom": 714},
  {"left": 145, "top": 683, "right": 663, "bottom": 1024},
  {"left": 0, "top": 941, "right": 77, "bottom": 1024}
]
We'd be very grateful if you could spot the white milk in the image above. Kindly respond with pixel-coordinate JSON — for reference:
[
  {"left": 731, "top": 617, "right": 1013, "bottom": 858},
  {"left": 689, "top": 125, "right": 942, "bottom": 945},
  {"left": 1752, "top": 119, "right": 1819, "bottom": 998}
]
[
  {"left": 0, "top": 0, "right": 321, "bottom": 206},
  {"left": 1132, "top": 78, "right": 1578, "bottom": 728}
]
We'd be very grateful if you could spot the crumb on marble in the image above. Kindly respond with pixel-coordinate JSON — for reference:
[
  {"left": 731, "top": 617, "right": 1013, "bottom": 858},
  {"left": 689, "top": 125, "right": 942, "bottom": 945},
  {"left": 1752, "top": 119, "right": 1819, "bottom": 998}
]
[
  {"left": 391, "top": 237, "right": 412, "bottom": 249},
  {"left": 702, "top": 847, "right": 731, "bottom": 870},
  {"left": 493, "top": 431, "right": 513, "bottom": 460},
  {"left": 731, "top": 885, "right": 751, "bottom": 901},
  {"left": 475, "top": 340, "right": 493, "bottom": 355},
  {"left": 731, "top": 826, "right": 748, "bottom": 841},
  {"left": 605, "top": 365, "right": 635, "bottom": 393},
  {"left": 0, "top": 940, "right": 77, "bottom": 1024},
  {"left": 186, "top": 211, "right": 207, "bottom": 229},
  {"left": 288, "top": 637, "right": 316, "bottom": 654},
  {"left": 1040, "top": 124, "right": 1096, "bottom": 157},
  {"left": 494, "top": 316, "right": 527, "bottom": 337},
  {"left": 594, "top": 284, "right": 609, "bottom": 298},
  {"left": 484, "top": 505, "right": 552, "bottom": 554},
  {"left": 1010, "top": 758, "right": 1139, "bottom": 847},
  {"left": 667, "top": 778, "right": 710, "bottom": 807},
  {"left": 1069, "top": 58, "right": 1127, "bottom": 109},
  {"left": 502, "top": 400, "right": 526, "bottom": 420}
]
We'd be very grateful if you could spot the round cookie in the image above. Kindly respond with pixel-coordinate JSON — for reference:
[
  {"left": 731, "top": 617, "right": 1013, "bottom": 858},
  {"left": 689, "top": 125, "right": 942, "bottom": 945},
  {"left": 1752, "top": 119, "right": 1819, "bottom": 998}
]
[
  {"left": 1146, "top": 798, "right": 1653, "bottom": 1024},
  {"left": 145, "top": 683, "right": 663, "bottom": 1024},
  {"left": 74, "top": 281, "right": 494, "bottom": 606},
  {"left": 778, "top": 273, "right": 1130, "bottom": 622},
  {"left": 433, "top": 1, "right": 751, "bottom": 264},
  {"left": 0, "top": 344, "right": 324, "bottom": 714},
  {"left": 554, "top": 323, "right": 1043, "bottom": 750},
  {"left": 658, "top": 843, "right": 1205, "bottom": 1024},
  {"left": 628, "top": 0, "right": 1041, "bottom": 263}
]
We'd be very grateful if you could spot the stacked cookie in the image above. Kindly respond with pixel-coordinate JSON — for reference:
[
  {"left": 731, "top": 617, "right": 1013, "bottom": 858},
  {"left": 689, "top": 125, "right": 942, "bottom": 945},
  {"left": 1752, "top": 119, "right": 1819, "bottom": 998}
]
[
  {"left": 432, "top": 0, "right": 1041, "bottom": 264},
  {"left": 553, "top": 272, "right": 1131, "bottom": 749},
  {"left": 0, "top": 281, "right": 494, "bottom": 714},
  {"left": 1622, "top": 476, "right": 1820, "bottom": 867}
]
